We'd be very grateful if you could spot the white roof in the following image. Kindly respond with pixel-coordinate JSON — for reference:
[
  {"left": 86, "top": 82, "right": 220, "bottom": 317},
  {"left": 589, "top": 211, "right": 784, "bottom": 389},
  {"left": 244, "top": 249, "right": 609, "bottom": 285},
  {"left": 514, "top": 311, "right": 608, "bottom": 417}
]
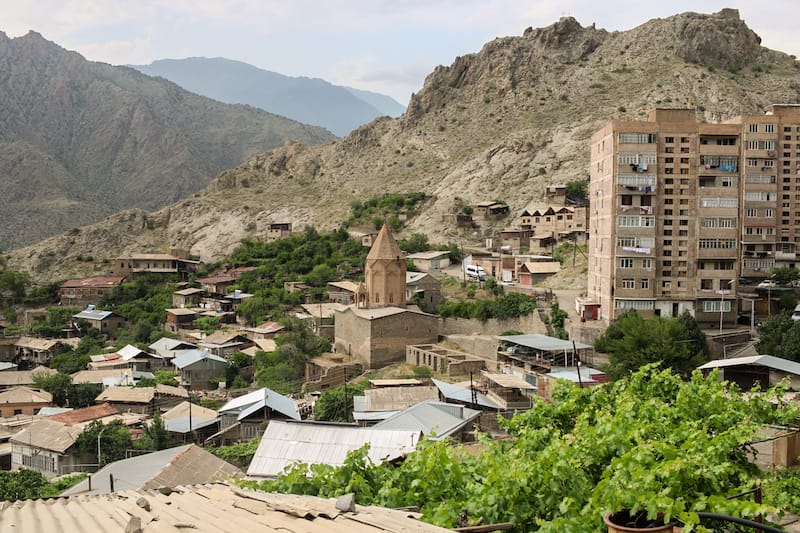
[
  {"left": 219, "top": 387, "right": 300, "bottom": 421},
  {"left": 246, "top": 420, "right": 421, "bottom": 479},
  {"left": 698, "top": 354, "right": 800, "bottom": 376}
]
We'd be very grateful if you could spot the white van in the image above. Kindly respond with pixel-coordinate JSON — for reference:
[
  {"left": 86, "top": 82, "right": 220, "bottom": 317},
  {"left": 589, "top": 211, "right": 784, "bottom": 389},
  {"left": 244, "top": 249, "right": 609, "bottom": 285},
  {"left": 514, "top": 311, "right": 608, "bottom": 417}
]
[
  {"left": 792, "top": 304, "right": 800, "bottom": 321},
  {"left": 465, "top": 264, "right": 488, "bottom": 281}
]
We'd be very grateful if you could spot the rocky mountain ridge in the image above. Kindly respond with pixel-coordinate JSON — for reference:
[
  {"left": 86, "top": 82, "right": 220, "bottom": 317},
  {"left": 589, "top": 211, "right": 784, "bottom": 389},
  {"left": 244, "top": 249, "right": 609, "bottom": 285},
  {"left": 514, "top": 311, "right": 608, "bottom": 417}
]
[
  {"left": 0, "top": 31, "right": 334, "bottom": 249},
  {"left": 9, "top": 9, "right": 800, "bottom": 283}
]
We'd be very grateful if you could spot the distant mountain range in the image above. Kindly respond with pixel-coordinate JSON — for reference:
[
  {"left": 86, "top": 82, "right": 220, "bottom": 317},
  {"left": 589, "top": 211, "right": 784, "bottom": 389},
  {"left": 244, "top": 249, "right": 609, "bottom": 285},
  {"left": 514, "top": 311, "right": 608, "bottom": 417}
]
[
  {"left": 0, "top": 31, "right": 334, "bottom": 249},
  {"left": 130, "top": 57, "right": 406, "bottom": 136}
]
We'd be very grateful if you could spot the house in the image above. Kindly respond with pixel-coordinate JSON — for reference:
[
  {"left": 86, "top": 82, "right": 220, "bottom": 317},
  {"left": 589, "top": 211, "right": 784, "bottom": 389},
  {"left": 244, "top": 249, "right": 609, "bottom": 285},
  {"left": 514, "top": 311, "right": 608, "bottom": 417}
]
[
  {"left": 240, "top": 338, "right": 278, "bottom": 359},
  {"left": 196, "top": 274, "right": 237, "bottom": 296},
  {"left": 2, "top": 483, "right": 452, "bottom": 532},
  {"left": 71, "top": 369, "right": 134, "bottom": 388},
  {"left": 405, "top": 272, "right": 442, "bottom": 313},
  {"left": 353, "top": 385, "right": 439, "bottom": 424},
  {"left": 73, "top": 306, "right": 127, "bottom": 336},
  {"left": 482, "top": 372, "right": 536, "bottom": 410},
  {"left": 161, "top": 401, "right": 220, "bottom": 443},
  {"left": 111, "top": 252, "right": 200, "bottom": 280},
  {"left": 303, "top": 353, "right": 362, "bottom": 392},
  {"left": 164, "top": 308, "right": 199, "bottom": 333},
  {"left": 62, "top": 444, "right": 242, "bottom": 496},
  {"left": 172, "top": 287, "right": 204, "bottom": 308},
  {"left": 95, "top": 385, "right": 188, "bottom": 414},
  {"left": 699, "top": 355, "right": 800, "bottom": 390},
  {"left": 0, "top": 338, "right": 18, "bottom": 362},
  {"left": 474, "top": 201, "right": 510, "bottom": 219},
  {"left": 90, "top": 344, "right": 167, "bottom": 373},
  {"left": 246, "top": 419, "right": 421, "bottom": 479},
  {"left": 48, "top": 403, "right": 121, "bottom": 425},
  {"left": 0, "top": 386, "right": 52, "bottom": 417},
  {"left": 406, "top": 344, "right": 486, "bottom": 376},
  {"left": 14, "top": 337, "right": 73, "bottom": 367},
  {"left": 373, "top": 400, "right": 482, "bottom": 441},
  {"left": 242, "top": 321, "right": 285, "bottom": 340},
  {"left": 213, "top": 387, "right": 301, "bottom": 444},
  {"left": 406, "top": 250, "right": 451, "bottom": 272},
  {"left": 517, "top": 261, "right": 561, "bottom": 286},
  {"left": 264, "top": 222, "right": 292, "bottom": 241},
  {"left": 172, "top": 350, "right": 228, "bottom": 390},
  {"left": 327, "top": 281, "right": 360, "bottom": 305},
  {"left": 499, "top": 228, "right": 532, "bottom": 253},
  {"left": 148, "top": 337, "right": 198, "bottom": 361},
  {"left": 0, "top": 366, "right": 57, "bottom": 390},
  {"left": 198, "top": 331, "right": 254, "bottom": 357},
  {"left": 87, "top": 353, "right": 129, "bottom": 371},
  {"left": 517, "top": 204, "right": 588, "bottom": 238},
  {"left": 9, "top": 419, "right": 87, "bottom": 478},
  {"left": 301, "top": 302, "right": 347, "bottom": 340},
  {"left": 58, "top": 276, "right": 126, "bottom": 308}
]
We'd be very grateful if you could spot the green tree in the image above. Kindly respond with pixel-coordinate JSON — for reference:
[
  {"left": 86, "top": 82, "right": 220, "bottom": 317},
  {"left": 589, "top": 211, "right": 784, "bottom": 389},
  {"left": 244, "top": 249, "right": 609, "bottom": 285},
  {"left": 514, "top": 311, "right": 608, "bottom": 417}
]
[
  {"left": 195, "top": 316, "right": 221, "bottom": 335},
  {"left": 0, "top": 469, "right": 48, "bottom": 500},
  {"left": 136, "top": 412, "right": 171, "bottom": 451},
  {"left": 565, "top": 179, "right": 589, "bottom": 203},
  {"left": 596, "top": 310, "right": 709, "bottom": 380},
  {"left": 33, "top": 373, "right": 72, "bottom": 406},
  {"left": 770, "top": 266, "right": 800, "bottom": 286},
  {"left": 49, "top": 352, "right": 91, "bottom": 374},
  {"left": 69, "top": 383, "right": 101, "bottom": 408},
  {"left": 313, "top": 381, "right": 369, "bottom": 422},
  {"left": 76, "top": 420, "right": 132, "bottom": 466},
  {"left": 756, "top": 312, "right": 800, "bottom": 361},
  {"left": 398, "top": 233, "right": 429, "bottom": 254}
]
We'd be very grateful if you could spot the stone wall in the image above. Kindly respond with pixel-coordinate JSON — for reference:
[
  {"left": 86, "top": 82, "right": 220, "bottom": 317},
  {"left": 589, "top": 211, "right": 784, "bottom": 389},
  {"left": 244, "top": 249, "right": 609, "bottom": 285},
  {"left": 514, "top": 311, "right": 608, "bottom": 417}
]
[{"left": 438, "top": 311, "right": 547, "bottom": 337}]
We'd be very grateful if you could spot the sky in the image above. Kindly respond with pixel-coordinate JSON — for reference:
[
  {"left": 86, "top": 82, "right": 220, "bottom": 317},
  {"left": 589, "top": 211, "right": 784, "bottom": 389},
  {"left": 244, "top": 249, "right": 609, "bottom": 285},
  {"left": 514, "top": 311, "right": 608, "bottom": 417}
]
[{"left": 3, "top": 1, "right": 800, "bottom": 105}]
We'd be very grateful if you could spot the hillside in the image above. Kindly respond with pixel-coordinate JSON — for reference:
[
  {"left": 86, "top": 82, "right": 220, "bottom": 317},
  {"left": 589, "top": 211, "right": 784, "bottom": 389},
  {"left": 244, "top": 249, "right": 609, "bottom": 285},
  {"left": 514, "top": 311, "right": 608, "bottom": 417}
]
[
  {"left": 0, "top": 31, "right": 335, "bottom": 249},
  {"left": 9, "top": 9, "right": 800, "bottom": 283},
  {"left": 131, "top": 57, "right": 405, "bottom": 136}
]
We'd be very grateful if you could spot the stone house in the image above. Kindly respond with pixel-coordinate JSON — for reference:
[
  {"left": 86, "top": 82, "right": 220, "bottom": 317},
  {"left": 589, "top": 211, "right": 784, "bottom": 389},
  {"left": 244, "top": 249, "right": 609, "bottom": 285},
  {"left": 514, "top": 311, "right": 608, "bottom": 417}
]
[
  {"left": 59, "top": 276, "right": 126, "bottom": 308},
  {"left": 0, "top": 386, "right": 52, "bottom": 417},
  {"left": 10, "top": 419, "right": 88, "bottom": 478},
  {"left": 406, "top": 251, "right": 451, "bottom": 273},
  {"left": 327, "top": 281, "right": 360, "bottom": 305},
  {"left": 212, "top": 387, "right": 301, "bottom": 444},
  {"left": 405, "top": 272, "right": 442, "bottom": 313},
  {"left": 196, "top": 275, "right": 236, "bottom": 296},
  {"left": 172, "top": 287, "right": 204, "bottom": 308},
  {"left": 265, "top": 223, "right": 292, "bottom": 242},
  {"left": 198, "top": 331, "right": 254, "bottom": 357},
  {"left": 164, "top": 308, "right": 198, "bottom": 333},
  {"left": 111, "top": 253, "right": 200, "bottom": 280},
  {"left": 94, "top": 385, "right": 188, "bottom": 415},
  {"left": 171, "top": 350, "right": 228, "bottom": 390},
  {"left": 73, "top": 307, "right": 127, "bottom": 336}
]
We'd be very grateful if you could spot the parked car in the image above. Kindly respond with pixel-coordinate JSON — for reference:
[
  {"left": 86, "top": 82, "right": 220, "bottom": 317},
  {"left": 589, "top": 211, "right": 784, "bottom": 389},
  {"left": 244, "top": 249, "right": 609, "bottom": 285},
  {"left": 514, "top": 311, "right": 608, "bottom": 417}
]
[
  {"left": 757, "top": 280, "right": 778, "bottom": 288},
  {"left": 792, "top": 305, "right": 800, "bottom": 321},
  {"left": 464, "top": 264, "right": 489, "bottom": 281}
]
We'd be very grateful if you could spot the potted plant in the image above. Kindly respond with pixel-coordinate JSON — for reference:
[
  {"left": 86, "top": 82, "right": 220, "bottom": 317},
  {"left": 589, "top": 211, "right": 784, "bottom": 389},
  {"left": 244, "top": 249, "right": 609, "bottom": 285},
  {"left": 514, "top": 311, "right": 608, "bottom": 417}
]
[{"left": 603, "top": 510, "right": 675, "bottom": 532}]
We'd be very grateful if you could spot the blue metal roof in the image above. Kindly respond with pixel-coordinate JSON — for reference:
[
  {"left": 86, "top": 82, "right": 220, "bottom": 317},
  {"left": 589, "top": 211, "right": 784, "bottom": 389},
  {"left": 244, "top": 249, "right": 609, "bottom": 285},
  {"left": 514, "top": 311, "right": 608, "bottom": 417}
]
[
  {"left": 172, "top": 350, "right": 227, "bottom": 369},
  {"left": 432, "top": 378, "right": 501, "bottom": 409}
]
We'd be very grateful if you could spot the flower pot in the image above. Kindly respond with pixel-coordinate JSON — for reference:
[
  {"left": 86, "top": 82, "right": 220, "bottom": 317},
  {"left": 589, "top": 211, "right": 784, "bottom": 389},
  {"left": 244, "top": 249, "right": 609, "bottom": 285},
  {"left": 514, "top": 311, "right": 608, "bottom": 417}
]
[{"left": 604, "top": 510, "right": 676, "bottom": 532}]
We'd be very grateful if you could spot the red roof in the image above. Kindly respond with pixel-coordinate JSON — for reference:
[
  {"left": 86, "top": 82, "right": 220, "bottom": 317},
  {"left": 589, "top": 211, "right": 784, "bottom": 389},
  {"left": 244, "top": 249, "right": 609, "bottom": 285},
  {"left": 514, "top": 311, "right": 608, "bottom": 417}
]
[
  {"left": 49, "top": 403, "right": 120, "bottom": 425},
  {"left": 61, "top": 276, "right": 126, "bottom": 289}
]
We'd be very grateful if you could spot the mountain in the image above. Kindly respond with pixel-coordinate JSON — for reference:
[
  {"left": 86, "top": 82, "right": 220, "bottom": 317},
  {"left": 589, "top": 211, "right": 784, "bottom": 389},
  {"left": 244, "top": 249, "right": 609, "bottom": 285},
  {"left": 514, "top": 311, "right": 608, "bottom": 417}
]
[
  {"left": 131, "top": 57, "right": 406, "bottom": 136},
  {"left": 0, "top": 31, "right": 334, "bottom": 249},
  {"left": 9, "top": 9, "right": 800, "bottom": 282},
  {"left": 343, "top": 86, "right": 407, "bottom": 117}
]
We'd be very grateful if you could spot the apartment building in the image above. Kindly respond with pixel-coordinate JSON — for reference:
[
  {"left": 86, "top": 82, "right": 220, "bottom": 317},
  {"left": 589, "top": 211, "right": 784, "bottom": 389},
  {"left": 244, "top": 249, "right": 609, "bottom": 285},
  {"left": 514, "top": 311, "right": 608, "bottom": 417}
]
[{"left": 588, "top": 105, "right": 800, "bottom": 323}]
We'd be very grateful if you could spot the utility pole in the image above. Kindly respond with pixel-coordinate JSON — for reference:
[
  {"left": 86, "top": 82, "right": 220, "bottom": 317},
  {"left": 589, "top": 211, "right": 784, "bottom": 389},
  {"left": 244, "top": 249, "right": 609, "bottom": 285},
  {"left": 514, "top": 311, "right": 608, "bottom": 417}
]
[{"left": 343, "top": 368, "right": 349, "bottom": 423}]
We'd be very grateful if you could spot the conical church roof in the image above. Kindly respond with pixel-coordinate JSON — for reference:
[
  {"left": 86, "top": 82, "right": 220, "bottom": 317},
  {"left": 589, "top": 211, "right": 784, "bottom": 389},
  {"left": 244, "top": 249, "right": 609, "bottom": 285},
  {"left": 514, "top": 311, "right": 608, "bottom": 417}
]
[{"left": 367, "top": 224, "right": 403, "bottom": 261}]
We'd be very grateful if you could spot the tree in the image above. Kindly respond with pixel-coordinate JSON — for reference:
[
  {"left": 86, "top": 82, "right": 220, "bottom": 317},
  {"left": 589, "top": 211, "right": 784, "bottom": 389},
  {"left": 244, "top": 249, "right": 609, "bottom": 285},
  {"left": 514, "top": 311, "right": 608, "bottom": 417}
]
[
  {"left": 398, "top": 233, "right": 429, "bottom": 254},
  {"left": 313, "top": 381, "right": 369, "bottom": 422},
  {"left": 136, "top": 412, "right": 171, "bottom": 451},
  {"left": 565, "top": 179, "right": 589, "bottom": 204},
  {"left": 595, "top": 310, "right": 708, "bottom": 380},
  {"left": 770, "top": 266, "right": 800, "bottom": 286},
  {"left": 33, "top": 373, "right": 72, "bottom": 406},
  {"left": 76, "top": 420, "right": 132, "bottom": 466},
  {"left": 756, "top": 312, "right": 800, "bottom": 361},
  {"left": 69, "top": 383, "right": 101, "bottom": 408},
  {"left": 195, "top": 316, "right": 221, "bottom": 335},
  {"left": 0, "top": 469, "right": 48, "bottom": 500}
]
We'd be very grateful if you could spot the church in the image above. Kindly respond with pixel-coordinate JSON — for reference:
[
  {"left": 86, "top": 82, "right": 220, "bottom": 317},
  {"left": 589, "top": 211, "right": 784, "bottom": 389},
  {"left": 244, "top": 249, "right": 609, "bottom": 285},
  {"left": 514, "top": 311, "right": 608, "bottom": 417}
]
[{"left": 334, "top": 224, "right": 438, "bottom": 369}]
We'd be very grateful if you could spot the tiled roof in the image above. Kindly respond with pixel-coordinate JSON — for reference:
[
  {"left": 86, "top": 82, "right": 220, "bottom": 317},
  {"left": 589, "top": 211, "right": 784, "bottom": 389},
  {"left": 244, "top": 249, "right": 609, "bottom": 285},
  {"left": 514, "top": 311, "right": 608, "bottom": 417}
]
[
  {"left": 49, "top": 403, "right": 120, "bottom": 425},
  {"left": 0, "top": 386, "right": 52, "bottom": 404},
  {"left": 10, "top": 419, "right": 82, "bottom": 453},
  {"left": 366, "top": 224, "right": 404, "bottom": 261},
  {"left": 60, "top": 276, "right": 126, "bottom": 289}
]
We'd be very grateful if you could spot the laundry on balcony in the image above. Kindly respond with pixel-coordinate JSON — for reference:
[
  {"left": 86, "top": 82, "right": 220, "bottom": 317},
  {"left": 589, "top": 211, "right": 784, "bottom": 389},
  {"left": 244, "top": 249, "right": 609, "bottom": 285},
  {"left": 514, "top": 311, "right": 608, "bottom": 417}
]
[{"left": 622, "top": 246, "right": 652, "bottom": 254}]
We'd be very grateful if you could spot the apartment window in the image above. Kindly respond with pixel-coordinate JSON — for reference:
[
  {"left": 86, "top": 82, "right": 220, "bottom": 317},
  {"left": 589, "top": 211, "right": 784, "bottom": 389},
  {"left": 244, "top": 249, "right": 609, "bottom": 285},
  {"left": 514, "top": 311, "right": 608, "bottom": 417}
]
[
  {"left": 680, "top": 158, "right": 689, "bottom": 164},
  {"left": 619, "top": 258, "right": 634, "bottom": 269},
  {"left": 665, "top": 136, "right": 674, "bottom": 143},
  {"left": 680, "top": 137, "right": 690, "bottom": 143},
  {"left": 746, "top": 208, "right": 757, "bottom": 217},
  {"left": 749, "top": 124, "right": 758, "bottom": 133},
  {"left": 620, "top": 133, "right": 657, "bottom": 143},
  {"left": 765, "top": 124, "right": 775, "bottom": 133},
  {"left": 679, "top": 230, "right": 688, "bottom": 236},
  {"left": 744, "top": 192, "right": 775, "bottom": 201},
  {"left": 747, "top": 158, "right": 759, "bottom": 167},
  {"left": 621, "top": 279, "right": 635, "bottom": 289},
  {"left": 765, "top": 208, "right": 774, "bottom": 217},
  {"left": 641, "top": 279, "right": 650, "bottom": 289},
  {"left": 764, "top": 140, "right": 775, "bottom": 150},
  {"left": 699, "top": 238, "right": 737, "bottom": 249},
  {"left": 747, "top": 140, "right": 759, "bottom": 150},
  {"left": 617, "top": 215, "right": 655, "bottom": 227},
  {"left": 700, "top": 197, "right": 737, "bottom": 208},
  {"left": 615, "top": 299, "right": 654, "bottom": 310},
  {"left": 703, "top": 301, "right": 731, "bottom": 312},
  {"left": 642, "top": 258, "right": 653, "bottom": 270}
]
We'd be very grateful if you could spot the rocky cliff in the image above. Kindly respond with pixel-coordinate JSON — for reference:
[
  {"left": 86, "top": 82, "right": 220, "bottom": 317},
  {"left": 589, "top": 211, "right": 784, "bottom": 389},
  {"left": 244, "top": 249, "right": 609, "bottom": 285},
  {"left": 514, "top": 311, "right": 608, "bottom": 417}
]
[{"left": 9, "top": 9, "right": 800, "bottom": 282}]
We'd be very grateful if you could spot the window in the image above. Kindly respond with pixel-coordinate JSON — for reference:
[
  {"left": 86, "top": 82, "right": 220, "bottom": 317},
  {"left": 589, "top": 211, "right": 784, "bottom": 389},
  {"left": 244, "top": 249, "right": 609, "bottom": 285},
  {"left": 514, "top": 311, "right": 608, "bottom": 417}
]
[
  {"left": 619, "top": 258, "right": 634, "bottom": 269},
  {"left": 700, "top": 197, "right": 737, "bottom": 208},
  {"left": 699, "top": 238, "right": 737, "bottom": 249},
  {"left": 745, "top": 192, "right": 775, "bottom": 201},
  {"left": 615, "top": 299, "right": 654, "bottom": 310},
  {"left": 620, "top": 133, "right": 657, "bottom": 143},
  {"left": 617, "top": 215, "right": 655, "bottom": 227},
  {"left": 703, "top": 300, "right": 732, "bottom": 312},
  {"left": 765, "top": 208, "right": 774, "bottom": 217},
  {"left": 747, "top": 208, "right": 757, "bottom": 217},
  {"left": 641, "top": 279, "right": 650, "bottom": 289},
  {"left": 621, "top": 279, "right": 635, "bottom": 289},
  {"left": 749, "top": 124, "right": 758, "bottom": 133},
  {"left": 665, "top": 136, "right": 674, "bottom": 143},
  {"left": 747, "top": 140, "right": 759, "bottom": 150},
  {"left": 642, "top": 258, "right": 653, "bottom": 270},
  {"left": 765, "top": 124, "right": 775, "bottom": 133}
]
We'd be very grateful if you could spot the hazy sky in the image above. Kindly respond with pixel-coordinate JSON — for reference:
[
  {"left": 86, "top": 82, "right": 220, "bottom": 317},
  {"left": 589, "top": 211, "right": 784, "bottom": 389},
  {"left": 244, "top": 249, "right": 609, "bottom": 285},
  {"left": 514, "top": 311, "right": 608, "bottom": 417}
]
[{"left": 3, "top": 1, "right": 799, "bottom": 104}]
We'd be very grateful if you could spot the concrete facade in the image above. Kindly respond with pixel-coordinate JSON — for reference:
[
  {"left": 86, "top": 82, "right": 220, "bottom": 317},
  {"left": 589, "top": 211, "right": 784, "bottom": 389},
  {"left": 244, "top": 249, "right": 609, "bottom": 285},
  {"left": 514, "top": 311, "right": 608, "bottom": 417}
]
[{"left": 588, "top": 105, "right": 800, "bottom": 323}]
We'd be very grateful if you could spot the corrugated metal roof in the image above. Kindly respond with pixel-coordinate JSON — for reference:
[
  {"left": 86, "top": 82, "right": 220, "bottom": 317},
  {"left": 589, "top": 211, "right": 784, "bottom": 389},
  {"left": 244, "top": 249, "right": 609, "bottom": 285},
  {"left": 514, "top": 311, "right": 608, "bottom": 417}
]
[
  {"left": 483, "top": 372, "right": 537, "bottom": 390},
  {"left": 0, "top": 367, "right": 56, "bottom": 387},
  {"left": 698, "top": 354, "right": 800, "bottom": 375},
  {"left": 496, "top": 333, "right": 592, "bottom": 351},
  {"left": 49, "top": 403, "right": 120, "bottom": 424},
  {"left": 73, "top": 309, "right": 115, "bottom": 321},
  {"left": 63, "top": 445, "right": 242, "bottom": 496},
  {"left": 0, "top": 386, "right": 52, "bottom": 404},
  {"left": 148, "top": 338, "right": 198, "bottom": 358},
  {"left": 10, "top": 419, "right": 82, "bottom": 453},
  {"left": 406, "top": 251, "right": 450, "bottom": 260},
  {"left": 172, "top": 350, "right": 227, "bottom": 369},
  {"left": 219, "top": 387, "right": 301, "bottom": 421},
  {"left": 432, "top": 379, "right": 501, "bottom": 409},
  {"left": 1, "top": 483, "right": 452, "bottom": 532},
  {"left": 373, "top": 401, "right": 482, "bottom": 440},
  {"left": 162, "top": 401, "right": 217, "bottom": 421},
  {"left": 71, "top": 369, "right": 133, "bottom": 385},
  {"left": 246, "top": 420, "right": 421, "bottom": 479},
  {"left": 164, "top": 416, "right": 219, "bottom": 434}
]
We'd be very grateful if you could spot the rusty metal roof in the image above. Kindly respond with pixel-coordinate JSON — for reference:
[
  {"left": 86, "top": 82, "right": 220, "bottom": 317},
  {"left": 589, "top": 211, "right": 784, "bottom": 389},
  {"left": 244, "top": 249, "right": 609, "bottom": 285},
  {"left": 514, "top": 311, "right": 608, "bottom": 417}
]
[{"left": 0, "top": 483, "right": 452, "bottom": 532}]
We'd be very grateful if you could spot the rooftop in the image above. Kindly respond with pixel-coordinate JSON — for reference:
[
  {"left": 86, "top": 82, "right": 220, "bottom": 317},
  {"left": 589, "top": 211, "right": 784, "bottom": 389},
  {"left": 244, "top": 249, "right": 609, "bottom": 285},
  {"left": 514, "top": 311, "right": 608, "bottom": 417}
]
[{"left": 496, "top": 333, "right": 592, "bottom": 352}]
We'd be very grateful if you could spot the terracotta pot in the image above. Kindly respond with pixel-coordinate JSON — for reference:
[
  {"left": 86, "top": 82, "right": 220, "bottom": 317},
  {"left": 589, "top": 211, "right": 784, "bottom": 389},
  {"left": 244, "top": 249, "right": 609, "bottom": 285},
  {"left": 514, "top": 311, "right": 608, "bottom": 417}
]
[{"left": 604, "top": 511, "right": 676, "bottom": 532}]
